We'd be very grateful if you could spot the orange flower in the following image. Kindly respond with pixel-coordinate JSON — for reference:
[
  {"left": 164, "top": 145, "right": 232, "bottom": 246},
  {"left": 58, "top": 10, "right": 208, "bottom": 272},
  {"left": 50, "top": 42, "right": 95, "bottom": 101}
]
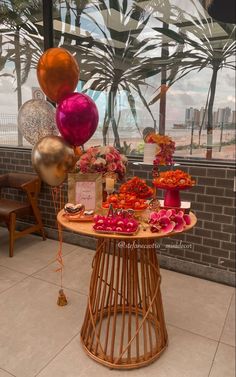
[
  {"left": 153, "top": 170, "right": 195, "bottom": 189},
  {"left": 120, "top": 176, "right": 153, "bottom": 199}
]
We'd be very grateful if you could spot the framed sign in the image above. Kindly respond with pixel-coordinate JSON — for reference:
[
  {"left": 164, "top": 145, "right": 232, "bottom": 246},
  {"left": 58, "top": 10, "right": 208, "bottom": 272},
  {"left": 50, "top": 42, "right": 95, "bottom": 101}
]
[{"left": 68, "top": 173, "right": 103, "bottom": 211}]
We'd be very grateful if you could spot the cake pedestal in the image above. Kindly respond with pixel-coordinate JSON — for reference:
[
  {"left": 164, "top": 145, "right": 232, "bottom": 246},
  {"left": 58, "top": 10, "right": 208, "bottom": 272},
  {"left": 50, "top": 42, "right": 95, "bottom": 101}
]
[{"left": 155, "top": 185, "right": 191, "bottom": 209}]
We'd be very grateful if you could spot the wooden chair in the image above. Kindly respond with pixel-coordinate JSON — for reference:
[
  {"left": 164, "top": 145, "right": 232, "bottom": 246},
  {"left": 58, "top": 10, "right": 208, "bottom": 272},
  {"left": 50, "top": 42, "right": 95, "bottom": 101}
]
[{"left": 0, "top": 173, "right": 46, "bottom": 257}]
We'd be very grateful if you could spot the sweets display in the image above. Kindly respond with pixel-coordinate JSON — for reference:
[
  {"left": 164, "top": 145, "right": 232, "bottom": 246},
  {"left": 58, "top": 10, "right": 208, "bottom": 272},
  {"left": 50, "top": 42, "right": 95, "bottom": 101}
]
[
  {"left": 93, "top": 213, "right": 139, "bottom": 235},
  {"left": 63, "top": 203, "right": 94, "bottom": 221},
  {"left": 102, "top": 177, "right": 153, "bottom": 210},
  {"left": 153, "top": 170, "right": 195, "bottom": 189},
  {"left": 64, "top": 203, "right": 85, "bottom": 214},
  {"left": 120, "top": 177, "right": 153, "bottom": 199},
  {"left": 102, "top": 193, "right": 148, "bottom": 210}
]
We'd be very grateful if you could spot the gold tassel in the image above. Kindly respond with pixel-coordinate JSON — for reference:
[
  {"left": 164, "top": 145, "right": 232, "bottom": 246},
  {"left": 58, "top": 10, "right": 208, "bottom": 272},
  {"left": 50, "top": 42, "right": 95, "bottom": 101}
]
[{"left": 57, "top": 289, "right": 68, "bottom": 306}]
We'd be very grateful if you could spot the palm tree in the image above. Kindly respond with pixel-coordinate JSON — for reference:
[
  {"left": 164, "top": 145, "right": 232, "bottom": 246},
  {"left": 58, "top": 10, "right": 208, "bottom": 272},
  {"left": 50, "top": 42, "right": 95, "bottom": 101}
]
[
  {"left": 0, "top": 0, "right": 43, "bottom": 145},
  {"left": 147, "top": 1, "right": 236, "bottom": 158},
  {"left": 57, "top": 0, "right": 162, "bottom": 149}
]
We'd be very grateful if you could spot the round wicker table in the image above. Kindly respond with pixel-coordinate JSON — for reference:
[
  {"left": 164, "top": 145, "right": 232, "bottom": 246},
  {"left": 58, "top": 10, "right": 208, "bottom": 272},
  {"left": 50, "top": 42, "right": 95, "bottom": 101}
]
[{"left": 57, "top": 211, "right": 197, "bottom": 370}]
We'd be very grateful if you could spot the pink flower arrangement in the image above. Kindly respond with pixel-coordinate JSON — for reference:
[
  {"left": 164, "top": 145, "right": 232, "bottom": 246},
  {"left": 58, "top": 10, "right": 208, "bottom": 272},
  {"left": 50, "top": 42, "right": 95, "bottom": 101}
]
[
  {"left": 149, "top": 209, "right": 191, "bottom": 234},
  {"left": 75, "top": 146, "right": 127, "bottom": 180}
]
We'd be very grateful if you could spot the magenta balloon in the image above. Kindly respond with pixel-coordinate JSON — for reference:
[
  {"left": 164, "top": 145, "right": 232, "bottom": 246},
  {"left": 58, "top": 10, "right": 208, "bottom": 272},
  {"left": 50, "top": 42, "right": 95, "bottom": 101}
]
[{"left": 56, "top": 93, "right": 99, "bottom": 146}]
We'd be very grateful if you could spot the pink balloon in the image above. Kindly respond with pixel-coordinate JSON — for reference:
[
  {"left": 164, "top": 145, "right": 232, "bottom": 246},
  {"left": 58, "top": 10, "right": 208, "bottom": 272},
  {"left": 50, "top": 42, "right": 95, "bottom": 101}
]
[{"left": 56, "top": 93, "right": 99, "bottom": 146}]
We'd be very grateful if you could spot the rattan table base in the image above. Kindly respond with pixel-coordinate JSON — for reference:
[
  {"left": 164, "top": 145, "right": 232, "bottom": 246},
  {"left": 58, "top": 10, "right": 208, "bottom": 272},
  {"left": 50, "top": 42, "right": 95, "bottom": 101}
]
[{"left": 80, "top": 238, "right": 168, "bottom": 369}]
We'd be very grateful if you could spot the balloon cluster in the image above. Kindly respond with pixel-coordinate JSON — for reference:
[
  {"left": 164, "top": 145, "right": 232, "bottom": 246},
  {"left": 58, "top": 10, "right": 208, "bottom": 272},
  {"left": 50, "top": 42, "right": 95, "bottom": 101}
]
[{"left": 18, "top": 47, "right": 99, "bottom": 186}]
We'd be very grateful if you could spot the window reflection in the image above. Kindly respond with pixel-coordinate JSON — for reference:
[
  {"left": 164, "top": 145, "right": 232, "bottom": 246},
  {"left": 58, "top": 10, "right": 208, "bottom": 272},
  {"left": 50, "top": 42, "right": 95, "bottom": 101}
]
[{"left": 53, "top": 0, "right": 235, "bottom": 160}]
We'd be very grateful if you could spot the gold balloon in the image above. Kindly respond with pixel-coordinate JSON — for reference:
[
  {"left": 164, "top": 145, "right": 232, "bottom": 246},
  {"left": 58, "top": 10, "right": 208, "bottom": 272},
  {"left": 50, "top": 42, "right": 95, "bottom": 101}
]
[{"left": 32, "top": 136, "right": 75, "bottom": 187}]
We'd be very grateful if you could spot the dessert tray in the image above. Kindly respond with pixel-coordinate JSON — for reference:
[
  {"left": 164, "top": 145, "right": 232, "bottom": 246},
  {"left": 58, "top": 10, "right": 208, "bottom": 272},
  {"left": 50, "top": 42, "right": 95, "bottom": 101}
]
[
  {"left": 93, "top": 226, "right": 140, "bottom": 236},
  {"left": 93, "top": 205, "right": 140, "bottom": 235},
  {"left": 63, "top": 213, "right": 94, "bottom": 222},
  {"left": 63, "top": 203, "right": 94, "bottom": 222}
]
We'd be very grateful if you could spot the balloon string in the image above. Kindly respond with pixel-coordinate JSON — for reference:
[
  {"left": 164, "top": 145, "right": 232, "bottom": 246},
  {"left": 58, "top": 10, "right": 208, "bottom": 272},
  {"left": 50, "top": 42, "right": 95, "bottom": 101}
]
[{"left": 51, "top": 185, "right": 65, "bottom": 289}]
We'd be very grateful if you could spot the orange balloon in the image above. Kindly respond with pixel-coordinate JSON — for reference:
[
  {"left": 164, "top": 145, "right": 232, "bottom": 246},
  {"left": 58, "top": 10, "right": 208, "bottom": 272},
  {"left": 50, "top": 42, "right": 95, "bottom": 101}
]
[{"left": 37, "top": 48, "right": 80, "bottom": 103}]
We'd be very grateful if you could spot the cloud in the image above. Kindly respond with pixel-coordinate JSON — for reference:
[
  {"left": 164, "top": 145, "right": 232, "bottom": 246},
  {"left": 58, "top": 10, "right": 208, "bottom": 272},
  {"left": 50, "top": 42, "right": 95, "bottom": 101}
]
[
  {"left": 0, "top": 75, "right": 14, "bottom": 93},
  {"left": 224, "top": 73, "right": 236, "bottom": 88},
  {"left": 165, "top": 67, "right": 235, "bottom": 123},
  {"left": 227, "top": 95, "right": 235, "bottom": 103}
]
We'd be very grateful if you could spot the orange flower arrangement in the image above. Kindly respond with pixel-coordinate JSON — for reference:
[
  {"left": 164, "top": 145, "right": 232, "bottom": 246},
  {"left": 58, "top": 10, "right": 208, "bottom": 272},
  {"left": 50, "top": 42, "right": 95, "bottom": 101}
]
[
  {"left": 120, "top": 176, "right": 153, "bottom": 199},
  {"left": 102, "top": 193, "right": 148, "bottom": 210},
  {"left": 145, "top": 133, "right": 175, "bottom": 165},
  {"left": 146, "top": 134, "right": 173, "bottom": 145},
  {"left": 153, "top": 170, "right": 195, "bottom": 189}
]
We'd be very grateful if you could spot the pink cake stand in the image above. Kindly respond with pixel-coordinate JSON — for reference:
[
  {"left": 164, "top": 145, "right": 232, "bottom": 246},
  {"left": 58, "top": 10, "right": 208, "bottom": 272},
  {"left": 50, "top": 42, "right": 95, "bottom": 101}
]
[{"left": 154, "top": 185, "right": 193, "bottom": 208}]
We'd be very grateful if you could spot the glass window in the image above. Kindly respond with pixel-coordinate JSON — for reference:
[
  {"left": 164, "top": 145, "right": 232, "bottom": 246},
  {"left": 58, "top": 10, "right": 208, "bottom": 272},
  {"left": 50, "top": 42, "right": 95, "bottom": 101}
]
[
  {"left": 0, "top": 0, "right": 44, "bottom": 147},
  {"left": 0, "top": 0, "right": 235, "bottom": 161},
  {"left": 53, "top": 0, "right": 235, "bottom": 160}
]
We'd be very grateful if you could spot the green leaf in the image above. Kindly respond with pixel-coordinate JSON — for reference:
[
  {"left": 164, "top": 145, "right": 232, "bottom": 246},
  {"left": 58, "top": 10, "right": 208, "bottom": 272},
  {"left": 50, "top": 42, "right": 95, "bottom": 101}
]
[{"left": 153, "top": 27, "right": 185, "bottom": 44}]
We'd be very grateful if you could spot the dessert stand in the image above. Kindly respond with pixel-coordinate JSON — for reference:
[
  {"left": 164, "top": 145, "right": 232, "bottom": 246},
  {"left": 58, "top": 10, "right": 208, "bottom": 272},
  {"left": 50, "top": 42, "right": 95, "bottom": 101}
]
[{"left": 154, "top": 185, "right": 191, "bottom": 208}]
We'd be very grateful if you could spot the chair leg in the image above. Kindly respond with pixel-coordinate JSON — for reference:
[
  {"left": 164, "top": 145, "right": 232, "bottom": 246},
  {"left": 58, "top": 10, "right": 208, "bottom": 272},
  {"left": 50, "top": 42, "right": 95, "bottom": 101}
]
[
  {"left": 32, "top": 204, "right": 46, "bottom": 241},
  {"left": 41, "top": 227, "right": 46, "bottom": 241},
  {"left": 9, "top": 213, "right": 16, "bottom": 257}
]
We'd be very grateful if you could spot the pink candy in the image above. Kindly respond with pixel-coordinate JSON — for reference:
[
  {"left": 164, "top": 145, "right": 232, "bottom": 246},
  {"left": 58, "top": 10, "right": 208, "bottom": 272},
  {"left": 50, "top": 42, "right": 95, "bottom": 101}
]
[{"left": 93, "top": 215, "right": 139, "bottom": 234}]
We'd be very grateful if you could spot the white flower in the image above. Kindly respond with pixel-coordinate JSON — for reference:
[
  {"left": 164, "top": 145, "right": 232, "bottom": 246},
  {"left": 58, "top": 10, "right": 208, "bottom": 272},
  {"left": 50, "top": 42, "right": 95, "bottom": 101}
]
[
  {"left": 94, "top": 157, "right": 106, "bottom": 166},
  {"left": 121, "top": 154, "right": 128, "bottom": 163},
  {"left": 99, "top": 146, "right": 110, "bottom": 155}
]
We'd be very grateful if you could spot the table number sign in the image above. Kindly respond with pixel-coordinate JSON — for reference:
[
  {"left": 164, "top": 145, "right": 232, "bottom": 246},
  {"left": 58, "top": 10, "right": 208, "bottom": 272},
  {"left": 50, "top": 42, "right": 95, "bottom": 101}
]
[{"left": 68, "top": 173, "right": 103, "bottom": 211}]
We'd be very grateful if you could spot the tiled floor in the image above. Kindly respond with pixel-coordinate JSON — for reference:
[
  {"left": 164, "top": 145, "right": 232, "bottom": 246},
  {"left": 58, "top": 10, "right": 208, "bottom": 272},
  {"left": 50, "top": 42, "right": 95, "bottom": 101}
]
[{"left": 0, "top": 227, "right": 235, "bottom": 377}]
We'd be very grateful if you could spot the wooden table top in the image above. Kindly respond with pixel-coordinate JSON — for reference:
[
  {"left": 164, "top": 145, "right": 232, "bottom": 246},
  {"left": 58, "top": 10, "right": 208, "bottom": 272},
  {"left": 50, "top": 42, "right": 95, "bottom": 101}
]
[{"left": 57, "top": 210, "right": 197, "bottom": 240}]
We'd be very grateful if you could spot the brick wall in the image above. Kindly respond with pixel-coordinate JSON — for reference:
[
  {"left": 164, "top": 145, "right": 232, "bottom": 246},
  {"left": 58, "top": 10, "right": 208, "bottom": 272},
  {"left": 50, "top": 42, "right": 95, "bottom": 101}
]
[
  {"left": 128, "top": 162, "right": 235, "bottom": 286},
  {"left": 0, "top": 146, "right": 235, "bottom": 286},
  {"left": 0, "top": 147, "right": 96, "bottom": 249}
]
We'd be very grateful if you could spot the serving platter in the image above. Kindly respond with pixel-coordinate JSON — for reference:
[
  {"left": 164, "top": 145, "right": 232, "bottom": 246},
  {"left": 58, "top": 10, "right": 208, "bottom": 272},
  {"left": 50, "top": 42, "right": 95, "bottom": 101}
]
[{"left": 93, "top": 225, "right": 140, "bottom": 236}]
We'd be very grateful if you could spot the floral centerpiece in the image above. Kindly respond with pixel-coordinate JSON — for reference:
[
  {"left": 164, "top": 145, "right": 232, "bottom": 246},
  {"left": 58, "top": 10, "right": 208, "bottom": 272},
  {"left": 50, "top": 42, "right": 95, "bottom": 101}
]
[
  {"left": 149, "top": 209, "right": 191, "bottom": 234},
  {"left": 120, "top": 177, "right": 154, "bottom": 199},
  {"left": 145, "top": 133, "right": 175, "bottom": 166},
  {"left": 153, "top": 169, "right": 195, "bottom": 208},
  {"left": 153, "top": 170, "right": 195, "bottom": 189},
  {"left": 75, "top": 146, "right": 127, "bottom": 181},
  {"left": 102, "top": 193, "right": 148, "bottom": 210}
]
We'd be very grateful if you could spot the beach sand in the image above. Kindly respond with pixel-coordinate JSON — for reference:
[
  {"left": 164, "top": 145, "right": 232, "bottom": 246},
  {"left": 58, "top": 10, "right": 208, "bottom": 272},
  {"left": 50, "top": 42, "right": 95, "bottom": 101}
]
[{"left": 0, "top": 128, "right": 235, "bottom": 160}]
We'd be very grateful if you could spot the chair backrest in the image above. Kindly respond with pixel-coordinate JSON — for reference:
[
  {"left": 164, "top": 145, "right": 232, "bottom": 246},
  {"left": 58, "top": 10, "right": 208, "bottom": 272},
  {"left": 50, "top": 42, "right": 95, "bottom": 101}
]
[{"left": 0, "top": 173, "right": 40, "bottom": 191}]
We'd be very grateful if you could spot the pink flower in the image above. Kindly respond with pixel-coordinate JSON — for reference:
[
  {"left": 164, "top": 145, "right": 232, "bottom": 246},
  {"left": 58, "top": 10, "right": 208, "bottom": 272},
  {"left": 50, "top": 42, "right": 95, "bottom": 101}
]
[
  {"left": 149, "top": 208, "right": 191, "bottom": 234},
  {"left": 106, "top": 153, "right": 114, "bottom": 163},
  {"left": 88, "top": 147, "right": 99, "bottom": 156},
  {"left": 159, "top": 216, "right": 175, "bottom": 233},
  {"left": 108, "top": 162, "right": 117, "bottom": 172},
  {"left": 76, "top": 145, "right": 126, "bottom": 180},
  {"left": 150, "top": 224, "right": 161, "bottom": 233},
  {"left": 149, "top": 211, "right": 161, "bottom": 223},
  {"left": 173, "top": 215, "right": 185, "bottom": 232},
  {"left": 94, "top": 157, "right": 106, "bottom": 166},
  {"left": 183, "top": 214, "right": 191, "bottom": 225},
  {"left": 159, "top": 209, "right": 168, "bottom": 217}
]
